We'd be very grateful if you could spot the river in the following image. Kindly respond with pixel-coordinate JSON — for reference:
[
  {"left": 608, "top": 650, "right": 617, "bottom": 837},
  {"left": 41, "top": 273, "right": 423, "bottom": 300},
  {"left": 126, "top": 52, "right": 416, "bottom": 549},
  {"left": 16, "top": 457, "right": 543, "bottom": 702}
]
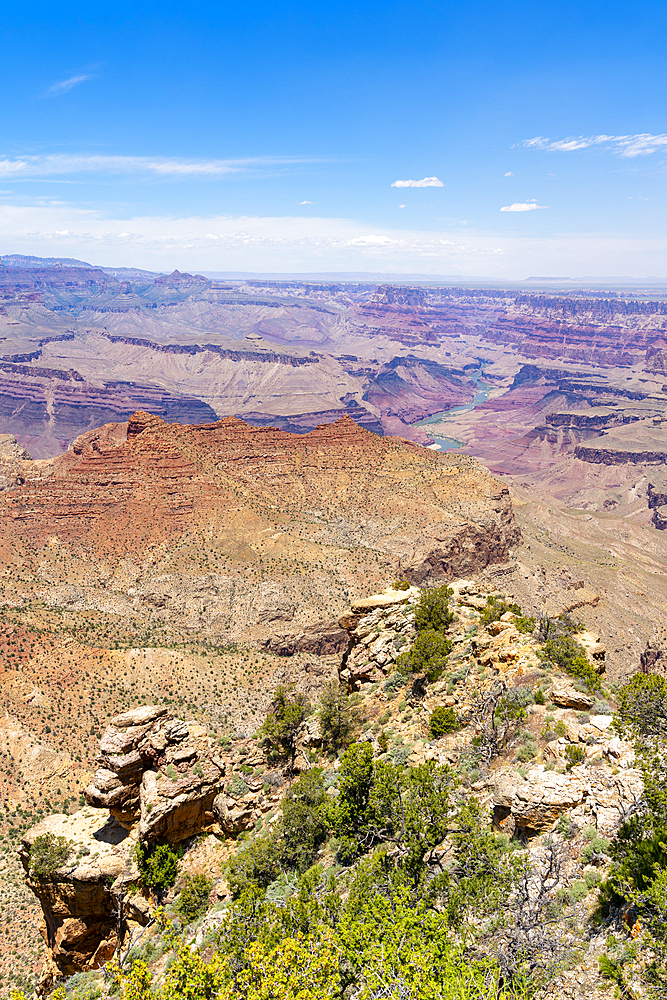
[{"left": 416, "top": 370, "right": 492, "bottom": 450}]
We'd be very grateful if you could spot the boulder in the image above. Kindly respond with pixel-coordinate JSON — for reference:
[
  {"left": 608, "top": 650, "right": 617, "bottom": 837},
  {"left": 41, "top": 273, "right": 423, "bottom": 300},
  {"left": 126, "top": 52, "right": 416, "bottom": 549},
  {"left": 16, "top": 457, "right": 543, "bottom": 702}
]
[
  {"left": 490, "top": 759, "right": 643, "bottom": 839},
  {"left": 508, "top": 769, "right": 585, "bottom": 835},
  {"left": 591, "top": 770, "right": 644, "bottom": 835},
  {"left": 85, "top": 710, "right": 226, "bottom": 835},
  {"left": 212, "top": 793, "right": 259, "bottom": 835},
  {"left": 350, "top": 589, "right": 416, "bottom": 613},
  {"left": 577, "top": 630, "right": 606, "bottom": 672},
  {"left": 550, "top": 681, "right": 595, "bottom": 710}
]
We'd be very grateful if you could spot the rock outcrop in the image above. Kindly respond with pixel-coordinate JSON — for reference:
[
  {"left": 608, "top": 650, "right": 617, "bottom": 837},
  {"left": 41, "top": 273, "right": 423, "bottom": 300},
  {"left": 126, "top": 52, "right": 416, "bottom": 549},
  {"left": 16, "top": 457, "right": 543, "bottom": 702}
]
[
  {"left": 490, "top": 762, "right": 642, "bottom": 837},
  {"left": 339, "top": 579, "right": 541, "bottom": 693},
  {"left": 24, "top": 708, "right": 288, "bottom": 978},
  {"left": 640, "top": 624, "right": 667, "bottom": 678},
  {"left": 20, "top": 807, "right": 136, "bottom": 980},
  {"left": 84, "top": 705, "right": 226, "bottom": 842}
]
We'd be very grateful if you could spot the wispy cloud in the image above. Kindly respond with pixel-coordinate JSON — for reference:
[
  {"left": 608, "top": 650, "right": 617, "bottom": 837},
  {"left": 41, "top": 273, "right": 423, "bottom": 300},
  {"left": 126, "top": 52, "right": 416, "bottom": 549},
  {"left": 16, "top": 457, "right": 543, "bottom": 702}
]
[
  {"left": 524, "top": 133, "right": 667, "bottom": 158},
  {"left": 3, "top": 201, "right": 667, "bottom": 276},
  {"left": 504, "top": 171, "right": 514, "bottom": 176},
  {"left": 47, "top": 74, "right": 93, "bottom": 96},
  {"left": 299, "top": 200, "right": 312, "bottom": 204},
  {"left": 500, "top": 201, "right": 548, "bottom": 212},
  {"left": 0, "top": 153, "right": 322, "bottom": 180},
  {"left": 391, "top": 176, "right": 443, "bottom": 188},
  {"left": 0, "top": 202, "right": 504, "bottom": 267}
]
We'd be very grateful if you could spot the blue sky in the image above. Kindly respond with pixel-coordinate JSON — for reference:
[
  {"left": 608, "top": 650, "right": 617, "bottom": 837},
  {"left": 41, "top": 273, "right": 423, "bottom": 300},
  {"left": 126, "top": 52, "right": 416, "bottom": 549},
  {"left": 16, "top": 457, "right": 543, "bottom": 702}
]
[{"left": 2, "top": 0, "right": 667, "bottom": 277}]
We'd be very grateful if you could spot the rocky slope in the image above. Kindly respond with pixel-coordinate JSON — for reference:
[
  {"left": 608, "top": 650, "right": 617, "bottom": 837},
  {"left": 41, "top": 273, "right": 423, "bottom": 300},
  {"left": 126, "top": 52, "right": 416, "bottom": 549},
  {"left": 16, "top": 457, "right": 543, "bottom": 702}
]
[
  {"left": 16, "top": 577, "right": 641, "bottom": 998},
  {"left": 0, "top": 411, "right": 519, "bottom": 632}
]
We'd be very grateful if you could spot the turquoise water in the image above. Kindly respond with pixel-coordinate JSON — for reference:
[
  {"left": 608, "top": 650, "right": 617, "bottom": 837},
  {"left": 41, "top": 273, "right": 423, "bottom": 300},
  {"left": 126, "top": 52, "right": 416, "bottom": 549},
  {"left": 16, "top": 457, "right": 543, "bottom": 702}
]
[{"left": 417, "top": 371, "right": 491, "bottom": 450}]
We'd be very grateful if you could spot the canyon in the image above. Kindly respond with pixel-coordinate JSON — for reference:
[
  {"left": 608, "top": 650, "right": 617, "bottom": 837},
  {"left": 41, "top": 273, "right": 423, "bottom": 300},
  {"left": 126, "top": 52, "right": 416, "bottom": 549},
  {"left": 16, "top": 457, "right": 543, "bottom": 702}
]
[{"left": 1, "top": 256, "right": 667, "bottom": 994}]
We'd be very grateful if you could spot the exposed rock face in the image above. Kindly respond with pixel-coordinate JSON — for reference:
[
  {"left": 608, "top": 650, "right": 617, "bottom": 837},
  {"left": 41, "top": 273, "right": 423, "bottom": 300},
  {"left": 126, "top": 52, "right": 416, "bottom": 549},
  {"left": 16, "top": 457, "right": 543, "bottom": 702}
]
[
  {"left": 491, "top": 763, "right": 642, "bottom": 837},
  {"left": 25, "top": 710, "right": 287, "bottom": 977},
  {"left": 85, "top": 706, "right": 226, "bottom": 841},
  {"left": 259, "top": 620, "right": 349, "bottom": 656},
  {"left": 338, "top": 579, "right": 542, "bottom": 692},
  {"left": 0, "top": 413, "right": 520, "bottom": 645},
  {"left": 0, "top": 412, "right": 518, "bottom": 563},
  {"left": 20, "top": 807, "right": 136, "bottom": 978},
  {"left": 574, "top": 421, "right": 667, "bottom": 466},
  {"left": 640, "top": 625, "right": 667, "bottom": 678},
  {"left": 0, "top": 433, "right": 35, "bottom": 490},
  {"left": 339, "top": 589, "right": 419, "bottom": 688},
  {"left": 550, "top": 681, "right": 595, "bottom": 711}
]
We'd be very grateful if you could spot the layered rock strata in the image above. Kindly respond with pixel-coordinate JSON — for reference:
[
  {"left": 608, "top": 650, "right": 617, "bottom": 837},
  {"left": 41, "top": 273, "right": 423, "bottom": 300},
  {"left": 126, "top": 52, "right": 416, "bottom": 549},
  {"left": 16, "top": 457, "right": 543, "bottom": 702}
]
[{"left": 0, "top": 413, "right": 520, "bottom": 644}]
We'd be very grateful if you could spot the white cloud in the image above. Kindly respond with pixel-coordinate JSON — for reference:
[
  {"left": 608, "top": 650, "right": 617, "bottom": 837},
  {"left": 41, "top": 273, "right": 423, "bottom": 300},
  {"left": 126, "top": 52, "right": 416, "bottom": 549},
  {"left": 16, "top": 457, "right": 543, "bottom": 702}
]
[
  {"left": 524, "top": 133, "right": 667, "bottom": 158},
  {"left": 0, "top": 201, "right": 506, "bottom": 273},
  {"left": 2, "top": 199, "right": 667, "bottom": 278},
  {"left": 399, "top": 204, "right": 406, "bottom": 208},
  {"left": 500, "top": 202, "right": 548, "bottom": 212},
  {"left": 504, "top": 171, "right": 514, "bottom": 176},
  {"left": 47, "top": 74, "right": 93, "bottom": 96},
  {"left": 391, "top": 176, "right": 443, "bottom": 188},
  {"left": 0, "top": 153, "right": 323, "bottom": 180},
  {"left": 299, "top": 200, "right": 312, "bottom": 204}
]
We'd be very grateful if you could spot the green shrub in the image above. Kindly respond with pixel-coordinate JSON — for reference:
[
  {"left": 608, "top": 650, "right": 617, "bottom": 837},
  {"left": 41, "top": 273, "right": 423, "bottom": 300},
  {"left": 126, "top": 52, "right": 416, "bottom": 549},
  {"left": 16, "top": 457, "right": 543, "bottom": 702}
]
[
  {"left": 584, "top": 869, "right": 601, "bottom": 889},
  {"left": 280, "top": 768, "right": 327, "bottom": 871},
  {"left": 515, "top": 614, "right": 537, "bottom": 635},
  {"left": 392, "top": 579, "right": 411, "bottom": 591},
  {"left": 480, "top": 595, "right": 521, "bottom": 627},
  {"left": 260, "top": 684, "right": 310, "bottom": 761},
  {"left": 534, "top": 688, "right": 546, "bottom": 705},
  {"left": 564, "top": 743, "right": 585, "bottom": 770},
  {"left": 378, "top": 729, "right": 389, "bottom": 753},
  {"left": 398, "top": 628, "right": 452, "bottom": 682},
  {"left": 598, "top": 954, "right": 624, "bottom": 985},
  {"left": 568, "top": 880, "right": 588, "bottom": 902},
  {"left": 616, "top": 672, "right": 667, "bottom": 737},
  {"left": 516, "top": 741, "right": 536, "bottom": 763},
  {"left": 319, "top": 680, "right": 353, "bottom": 751},
  {"left": 540, "top": 636, "right": 601, "bottom": 691},
  {"left": 582, "top": 835, "right": 610, "bottom": 862},
  {"left": 429, "top": 706, "right": 460, "bottom": 738},
  {"left": 383, "top": 673, "right": 404, "bottom": 695},
  {"left": 135, "top": 841, "right": 183, "bottom": 891},
  {"left": 556, "top": 814, "right": 575, "bottom": 838},
  {"left": 225, "top": 833, "right": 282, "bottom": 897},
  {"left": 228, "top": 775, "right": 250, "bottom": 798},
  {"left": 29, "top": 833, "right": 72, "bottom": 877},
  {"left": 176, "top": 873, "right": 213, "bottom": 923},
  {"left": 414, "top": 585, "right": 454, "bottom": 633}
]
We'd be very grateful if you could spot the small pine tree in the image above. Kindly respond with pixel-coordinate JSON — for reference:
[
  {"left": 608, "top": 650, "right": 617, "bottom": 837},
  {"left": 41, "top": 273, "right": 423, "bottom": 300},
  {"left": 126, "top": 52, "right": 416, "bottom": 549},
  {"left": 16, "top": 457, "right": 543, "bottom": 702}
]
[
  {"left": 429, "top": 706, "right": 460, "bottom": 738},
  {"left": 319, "top": 681, "right": 353, "bottom": 751},
  {"left": 260, "top": 684, "right": 310, "bottom": 762},
  {"left": 414, "top": 585, "right": 454, "bottom": 633},
  {"left": 399, "top": 628, "right": 452, "bottom": 682}
]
